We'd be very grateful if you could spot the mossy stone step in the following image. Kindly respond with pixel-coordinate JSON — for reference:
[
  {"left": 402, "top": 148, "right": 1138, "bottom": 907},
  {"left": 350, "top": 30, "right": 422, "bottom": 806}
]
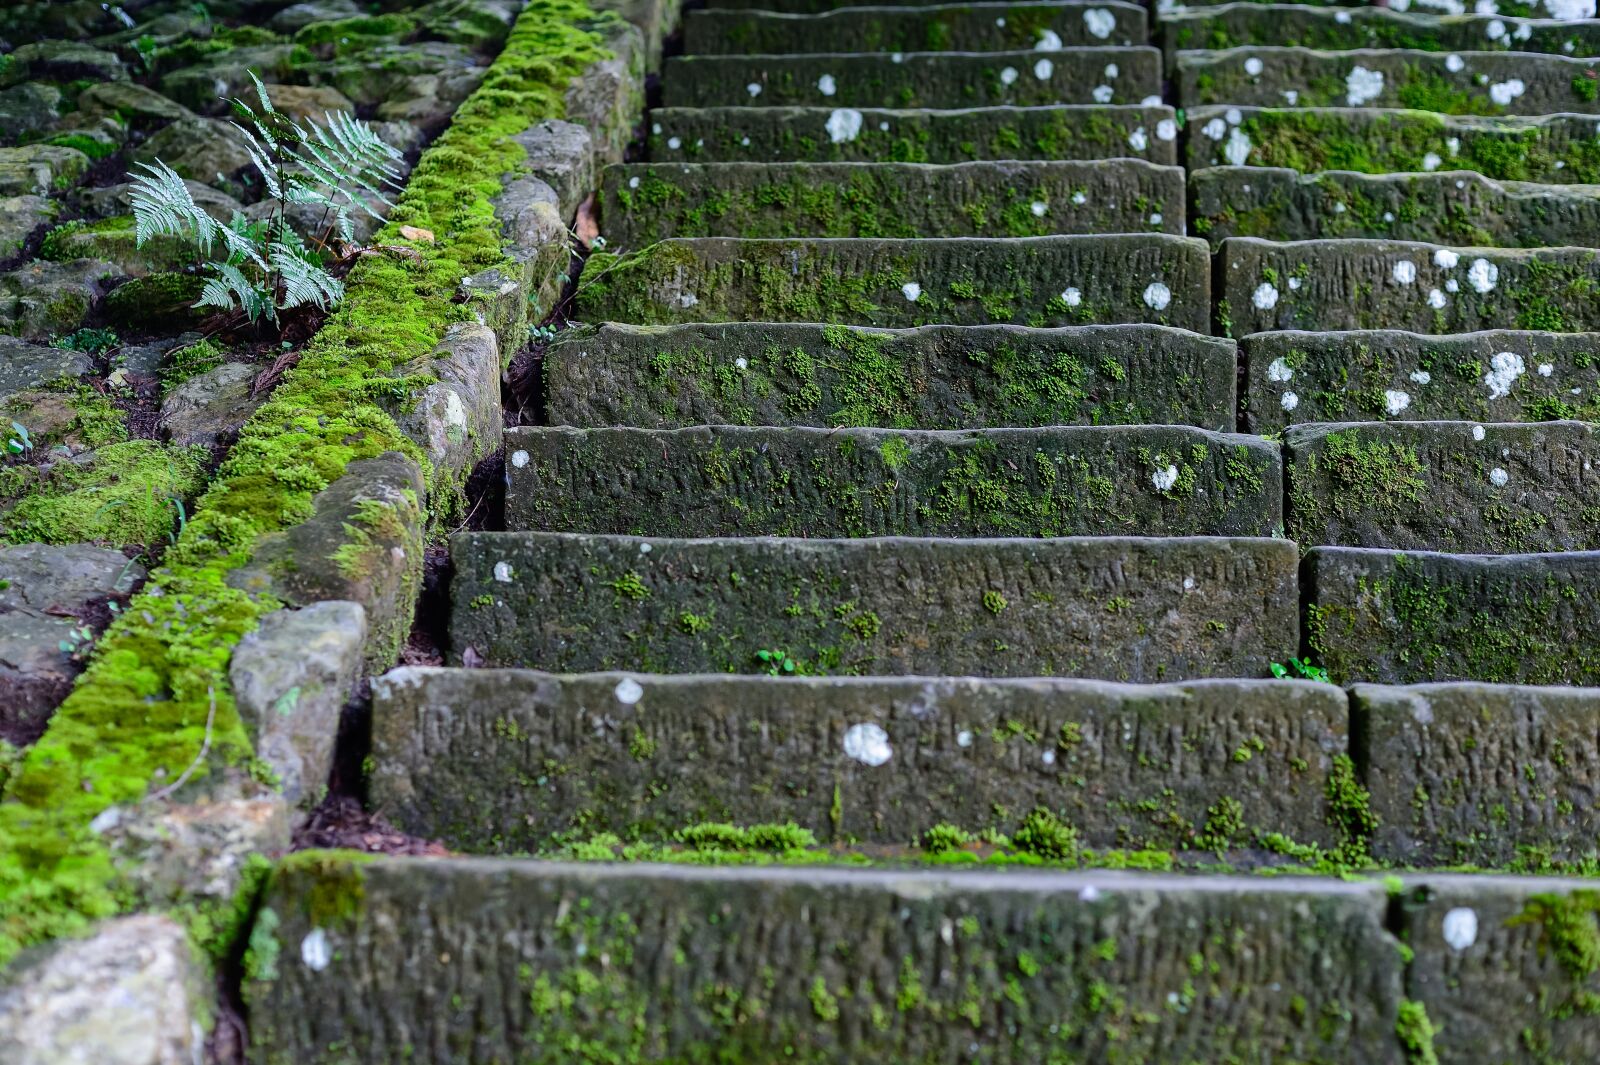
[
  {"left": 1184, "top": 105, "right": 1600, "bottom": 182},
  {"left": 247, "top": 859, "right": 1404, "bottom": 1063},
  {"left": 661, "top": 47, "right": 1162, "bottom": 109},
  {"left": 647, "top": 104, "right": 1180, "bottom": 164},
  {"left": 684, "top": 1, "right": 1148, "bottom": 55},
  {"left": 1358, "top": 684, "right": 1600, "bottom": 867},
  {"left": 1192, "top": 166, "right": 1600, "bottom": 248},
  {"left": 600, "top": 160, "right": 1185, "bottom": 242},
  {"left": 1241, "top": 328, "right": 1600, "bottom": 431},
  {"left": 503, "top": 424, "right": 1282, "bottom": 538},
  {"left": 1285, "top": 420, "right": 1600, "bottom": 553},
  {"left": 1162, "top": 4, "right": 1600, "bottom": 65},
  {"left": 1177, "top": 46, "right": 1600, "bottom": 115},
  {"left": 544, "top": 322, "right": 1237, "bottom": 431},
  {"left": 371, "top": 668, "right": 1347, "bottom": 853},
  {"left": 449, "top": 532, "right": 1299, "bottom": 679},
  {"left": 576, "top": 235, "right": 1212, "bottom": 330},
  {"left": 1221, "top": 237, "right": 1600, "bottom": 335},
  {"left": 1160, "top": 0, "right": 1583, "bottom": 12},
  {"left": 1304, "top": 545, "right": 1600, "bottom": 684}
]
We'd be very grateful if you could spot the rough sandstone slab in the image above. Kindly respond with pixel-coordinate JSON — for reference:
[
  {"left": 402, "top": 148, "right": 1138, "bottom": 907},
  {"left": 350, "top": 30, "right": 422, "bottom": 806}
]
[
  {"left": 371, "top": 668, "right": 1348, "bottom": 851},
  {"left": 544, "top": 322, "right": 1237, "bottom": 431},
  {"left": 646, "top": 104, "right": 1180, "bottom": 164},
  {"left": 245, "top": 859, "right": 1404, "bottom": 1064},
  {"left": 1397, "top": 875, "right": 1600, "bottom": 1064},
  {"left": 1177, "top": 46, "right": 1600, "bottom": 115},
  {"left": 685, "top": 1, "right": 1147, "bottom": 55},
  {"left": 1221, "top": 237, "right": 1600, "bottom": 334},
  {"left": 1304, "top": 546, "right": 1600, "bottom": 684},
  {"left": 449, "top": 532, "right": 1300, "bottom": 679},
  {"left": 505, "top": 424, "right": 1281, "bottom": 537},
  {"left": 1162, "top": 5, "right": 1600, "bottom": 65},
  {"left": 1243, "top": 329, "right": 1600, "bottom": 430},
  {"left": 1191, "top": 167, "right": 1600, "bottom": 249},
  {"left": 576, "top": 235, "right": 1212, "bottom": 330},
  {"left": 1356, "top": 684, "right": 1600, "bottom": 865},
  {"left": 601, "top": 160, "right": 1185, "bottom": 242},
  {"left": 662, "top": 47, "right": 1162, "bottom": 108},
  {"left": 1286, "top": 420, "right": 1600, "bottom": 553},
  {"left": 1184, "top": 106, "right": 1600, "bottom": 182}
]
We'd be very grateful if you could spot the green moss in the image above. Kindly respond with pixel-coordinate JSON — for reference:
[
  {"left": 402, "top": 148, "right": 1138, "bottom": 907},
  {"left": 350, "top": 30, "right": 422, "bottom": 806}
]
[
  {"left": 0, "top": 0, "right": 616, "bottom": 969},
  {"left": 920, "top": 823, "right": 972, "bottom": 854},
  {"left": 159, "top": 339, "right": 226, "bottom": 393},
  {"left": 1397, "top": 999, "right": 1440, "bottom": 1065},
  {"left": 0, "top": 440, "right": 207, "bottom": 546},
  {"left": 1010, "top": 808, "right": 1079, "bottom": 862}
]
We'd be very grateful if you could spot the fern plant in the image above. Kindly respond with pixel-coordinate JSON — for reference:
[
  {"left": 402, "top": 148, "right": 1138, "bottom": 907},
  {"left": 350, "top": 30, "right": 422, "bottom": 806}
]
[{"left": 129, "top": 72, "right": 403, "bottom": 325}]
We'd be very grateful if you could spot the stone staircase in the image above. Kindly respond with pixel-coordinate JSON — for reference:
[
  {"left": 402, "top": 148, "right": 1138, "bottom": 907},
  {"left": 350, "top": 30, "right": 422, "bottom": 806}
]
[{"left": 246, "top": 2, "right": 1600, "bottom": 1061}]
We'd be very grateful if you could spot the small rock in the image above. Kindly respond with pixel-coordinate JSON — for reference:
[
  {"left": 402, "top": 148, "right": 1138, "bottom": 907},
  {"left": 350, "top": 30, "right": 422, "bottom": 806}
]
[
  {"left": 0, "top": 335, "right": 92, "bottom": 401},
  {"left": 0, "top": 82, "right": 66, "bottom": 140},
  {"left": 112, "top": 333, "right": 198, "bottom": 378},
  {"left": 75, "top": 82, "right": 193, "bottom": 130},
  {"left": 102, "top": 272, "right": 208, "bottom": 333},
  {"left": 158, "top": 361, "right": 261, "bottom": 447},
  {"left": 260, "top": 83, "right": 356, "bottom": 123},
  {"left": 0, "top": 144, "right": 90, "bottom": 197},
  {"left": 391, "top": 323, "right": 502, "bottom": 492},
  {"left": 0, "top": 259, "right": 118, "bottom": 339},
  {"left": 99, "top": 797, "right": 291, "bottom": 905},
  {"left": 0, "top": 915, "right": 208, "bottom": 1065},
  {"left": 231, "top": 601, "right": 367, "bottom": 808},
  {"left": 268, "top": 0, "right": 364, "bottom": 33},
  {"left": 0, "top": 391, "right": 83, "bottom": 454},
  {"left": 77, "top": 179, "right": 242, "bottom": 225},
  {"left": 511, "top": 119, "right": 593, "bottom": 220},
  {"left": 0, "top": 42, "right": 128, "bottom": 88},
  {"left": 130, "top": 117, "right": 254, "bottom": 197}
]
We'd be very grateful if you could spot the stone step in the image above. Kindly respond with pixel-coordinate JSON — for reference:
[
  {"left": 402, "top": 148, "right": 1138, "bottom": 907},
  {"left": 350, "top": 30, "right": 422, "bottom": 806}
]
[
  {"left": 1191, "top": 166, "right": 1600, "bottom": 248},
  {"left": 600, "top": 160, "right": 1185, "bottom": 243},
  {"left": 370, "top": 668, "right": 1348, "bottom": 852},
  {"left": 1357, "top": 683, "right": 1600, "bottom": 868},
  {"left": 1285, "top": 420, "right": 1600, "bottom": 553},
  {"left": 246, "top": 859, "right": 1410, "bottom": 1063},
  {"left": 1241, "top": 328, "right": 1600, "bottom": 430},
  {"left": 684, "top": 1, "right": 1149, "bottom": 55},
  {"left": 502, "top": 424, "right": 1282, "bottom": 538},
  {"left": 647, "top": 104, "right": 1180, "bottom": 164},
  {"left": 575, "top": 235, "right": 1213, "bottom": 330},
  {"left": 1164, "top": 0, "right": 1593, "bottom": 12},
  {"left": 1184, "top": 105, "right": 1600, "bottom": 182},
  {"left": 1162, "top": 4, "right": 1600, "bottom": 65},
  {"left": 544, "top": 322, "right": 1238, "bottom": 431},
  {"left": 1177, "top": 46, "right": 1600, "bottom": 115},
  {"left": 1304, "top": 545, "right": 1600, "bottom": 684},
  {"left": 661, "top": 47, "right": 1162, "bottom": 109},
  {"left": 1220, "top": 237, "right": 1600, "bottom": 335},
  {"left": 449, "top": 532, "right": 1300, "bottom": 679}
]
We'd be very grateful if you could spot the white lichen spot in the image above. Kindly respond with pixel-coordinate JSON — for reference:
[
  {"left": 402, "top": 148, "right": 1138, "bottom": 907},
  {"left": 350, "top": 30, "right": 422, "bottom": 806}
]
[
  {"left": 1084, "top": 7, "right": 1116, "bottom": 38},
  {"left": 1434, "top": 248, "right": 1460, "bottom": 268},
  {"left": 1422, "top": 152, "right": 1442, "bottom": 171},
  {"left": 891, "top": 52, "right": 903, "bottom": 63},
  {"left": 1446, "top": 278, "right": 1460, "bottom": 292},
  {"left": 1335, "top": 7, "right": 1353, "bottom": 19},
  {"left": 1034, "top": 58, "right": 1054, "bottom": 80},
  {"left": 1447, "top": 136, "right": 1461, "bottom": 155},
  {"left": 1062, "top": 287, "right": 1083, "bottom": 306},
  {"left": 1288, "top": 276, "right": 1302, "bottom": 289},
  {"left": 843, "top": 722, "right": 892, "bottom": 766},
  {"left": 1489, "top": 466, "right": 1510, "bottom": 486},
  {"left": 1143, "top": 281, "right": 1171, "bottom": 310},
  {"left": 1156, "top": 118, "right": 1178, "bottom": 141},
  {"left": 615, "top": 677, "right": 644, "bottom": 705},
  {"left": 1071, "top": 190, "right": 1088, "bottom": 205},
  {"left": 1281, "top": 391, "right": 1300, "bottom": 411},
  {"left": 628, "top": 176, "right": 641, "bottom": 189},
  {"left": 1104, "top": 63, "right": 1118, "bottom": 79},
  {"left": 651, "top": 122, "right": 662, "bottom": 135},
  {"left": 1224, "top": 127, "right": 1252, "bottom": 166},
  {"left": 1127, "top": 126, "right": 1148, "bottom": 151},
  {"left": 1226, "top": 107, "right": 1243, "bottom": 125},
  {"left": 1484, "top": 350, "right": 1525, "bottom": 398},
  {"left": 1253, "top": 282, "right": 1280, "bottom": 310},
  {"left": 747, "top": 82, "right": 762, "bottom": 97},
  {"left": 1346, "top": 65, "right": 1385, "bottom": 106},
  {"left": 901, "top": 281, "right": 922, "bottom": 301},
  {"left": 1141, "top": 94, "right": 1162, "bottom": 106},
  {"left": 1042, "top": 748, "right": 1057, "bottom": 766},
  {"left": 639, "top": 542, "right": 652, "bottom": 554},
  {"left": 1149, "top": 212, "right": 1163, "bottom": 225},
  {"left": 493, "top": 561, "right": 514, "bottom": 583},
  {"left": 1392, "top": 260, "right": 1418, "bottom": 285},
  {"left": 1093, "top": 84, "right": 1115, "bottom": 103},
  {"left": 1031, "top": 201, "right": 1048, "bottom": 217},
  {"left": 301, "top": 929, "right": 331, "bottom": 972},
  {"left": 510, "top": 449, "right": 530, "bottom": 468},
  {"left": 1036, "top": 29, "right": 1063, "bottom": 51},
  {"left": 1203, "top": 117, "right": 1228, "bottom": 140},
  {"left": 1245, "top": 57, "right": 1264, "bottom": 77},
  {"left": 1183, "top": 575, "right": 1196, "bottom": 590},
  {"left": 826, "top": 108, "right": 863, "bottom": 143},
  {"left": 1446, "top": 53, "right": 1465, "bottom": 72},
  {"left": 1000, "top": 66, "right": 1019, "bottom": 86},
  {"left": 1282, "top": 89, "right": 1299, "bottom": 105},
  {"left": 1410, "top": 370, "right": 1433, "bottom": 384},
  {"left": 1539, "top": 362, "right": 1555, "bottom": 376},
  {"left": 1385, "top": 389, "right": 1412, "bottom": 415},
  {"left": 957, "top": 729, "right": 973, "bottom": 747},
  {"left": 667, "top": 136, "right": 681, "bottom": 150},
  {"left": 1468, "top": 257, "right": 1499, "bottom": 293},
  {"left": 1151, "top": 464, "right": 1179, "bottom": 492},
  {"left": 678, "top": 292, "right": 699, "bottom": 308},
  {"left": 1487, "top": 17, "right": 1506, "bottom": 38},
  {"left": 1473, "top": 424, "right": 1487, "bottom": 440},
  {"left": 734, "top": 356, "right": 749, "bottom": 370},
  {"left": 1489, "top": 78, "right": 1525, "bottom": 105},
  {"left": 1079, "top": 885, "right": 1101, "bottom": 901},
  {"left": 818, "top": 74, "right": 837, "bottom": 96}
]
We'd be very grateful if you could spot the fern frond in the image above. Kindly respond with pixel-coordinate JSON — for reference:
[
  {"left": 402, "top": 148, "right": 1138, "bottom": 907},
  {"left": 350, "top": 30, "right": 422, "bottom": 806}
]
[
  {"left": 247, "top": 69, "right": 273, "bottom": 114},
  {"left": 270, "top": 242, "right": 343, "bottom": 312},
  {"left": 198, "top": 261, "right": 274, "bottom": 322},
  {"left": 128, "top": 161, "right": 217, "bottom": 250}
]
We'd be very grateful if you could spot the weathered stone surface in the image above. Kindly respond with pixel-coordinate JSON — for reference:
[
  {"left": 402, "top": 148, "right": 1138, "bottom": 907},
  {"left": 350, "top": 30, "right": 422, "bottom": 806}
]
[
  {"left": 0, "top": 194, "right": 52, "bottom": 260},
  {"left": 0, "top": 144, "right": 89, "bottom": 197},
  {"left": 1355, "top": 684, "right": 1600, "bottom": 865},
  {"left": 96, "top": 796, "right": 291, "bottom": 911},
  {"left": 76, "top": 178, "right": 242, "bottom": 226},
  {"left": 1303, "top": 546, "right": 1600, "bottom": 684},
  {"left": 1166, "top": 0, "right": 1590, "bottom": 12},
  {"left": 1178, "top": 46, "right": 1600, "bottom": 115},
  {"left": 0, "top": 335, "right": 91, "bottom": 400},
  {"left": 450, "top": 532, "right": 1299, "bottom": 679},
  {"left": 245, "top": 859, "right": 1404, "bottom": 1064},
  {"left": 545, "top": 322, "right": 1237, "bottom": 431},
  {"left": 129, "top": 117, "right": 254, "bottom": 197},
  {"left": 1222, "top": 237, "right": 1600, "bottom": 334},
  {"left": 510, "top": 119, "right": 593, "bottom": 220},
  {"left": 102, "top": 273, "right": 208, "bottom": 334},
  {"left": 74, "top": 82, "right": 193, "bottom": 130},
  {"left": 373, "top": 667, "right": 1347, "bottom": 851},
  {"left": 1287, "top": 420, "right": 1600, "bottom": 553},
  {"left": 561, "top": 16, "right": 645, "bottom": 166},
  {"left": 506, "top": 424, "right": 1282, "bottom": 537},
  {"left": 601, "top": 160, "right": 1185, "bottom": 241},
  {"left": 0, "top": 42, "right": 127, "bottom": 87},
  {"left": 1185, "top": 106, "right": 1600, "bottom": 182},
  {"left": 0, "top": 915, "right": 207, "bottom": 1065},
  {"left": 0, "top": 83, "right": 65, "bottom": 140},
  {"left": 269, "top": 0, "right": 363, "bottom": 32},
  {"left": 491, "top": 171, "right": 567, "bottom": 332},
  {"left": 389, "top": 323, "right": 502, "bottom": 511},
  {"left": 0, "top": 259, "right": 117, "bottom": 339},
  {"left": 577, "top": 235, "right": 1212, "bottom": 330},
  {"left": 663, "top": 47, "right": 1162, "bottom": 108},
  {"left": 1397, "top": 875, "right": 1600, "bottom": 1064},
  {"left": 1192, "top": 167, "right": 1600, "bottom": 249},
  {"left": 648, "top": 103, "right": 1180, "bottom": 164},
  {"left": 1243, "top": 329, "right": 1600, "bottom": 430},
  {"left": 685, "top": 1, "right": 1147, "bottom": 54},
  {"left": 258, "top": 83, "right": 356, "bottom": 123},
  {"left": 593, "top": 0, "right": 681, "bottom": 67},
  {"left": 158, "top": 361, "right": 262, "bottom": 448},
  {"left": 230, "top": 602, "right": 367, "bottom": 808},
  {"left": 1162, "top": 5, "right": 1600, "bottom": 64},
  {"left": 231, "top": 452, "right": 424, "bottom": 671}
]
